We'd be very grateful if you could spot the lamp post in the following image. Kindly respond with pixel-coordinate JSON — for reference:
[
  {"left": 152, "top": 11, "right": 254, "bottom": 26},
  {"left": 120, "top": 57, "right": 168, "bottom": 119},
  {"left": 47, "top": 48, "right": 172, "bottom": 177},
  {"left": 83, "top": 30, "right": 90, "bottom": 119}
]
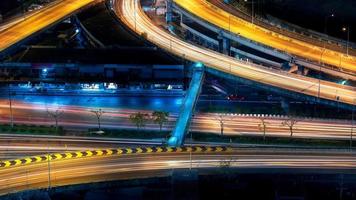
[
  {"left": 351, "top": 99, "right": 355, "bottom": 150},
  {"left": 318, "top": 14, "right": 334, "bottom": 101},
  {"left": 318, "top": 48, "right": 325, "bottom": 101},
  {"left": 244, "top": 0, "right": 256, "bottom": 24},
  {"left": 324, "top": 13, "right": 334, "bottom": 36},
  {"left": 6, "top": 80, "right": 14, "bottom": 128},
  {"left": 342, "top": 26, "right": 350, "bottom": 56}
]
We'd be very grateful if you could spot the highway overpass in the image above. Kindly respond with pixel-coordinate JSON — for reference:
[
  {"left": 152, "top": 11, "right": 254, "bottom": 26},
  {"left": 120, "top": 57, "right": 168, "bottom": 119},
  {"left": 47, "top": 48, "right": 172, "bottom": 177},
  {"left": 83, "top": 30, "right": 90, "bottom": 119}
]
[
  {"left": 173, "top": 0, "right": 356, "bottom": 74},
  {"left": 0, "top": 0, "right": 354, "bottom": 106},
  {"left": 176, "top": 6, "right": 356, "bottom": 81},
  {"left": 114, "top": 0, "right": 355, "bottom": 106},
  {"left": 0, "top": 0, "right": 100, "bottom": 54}
]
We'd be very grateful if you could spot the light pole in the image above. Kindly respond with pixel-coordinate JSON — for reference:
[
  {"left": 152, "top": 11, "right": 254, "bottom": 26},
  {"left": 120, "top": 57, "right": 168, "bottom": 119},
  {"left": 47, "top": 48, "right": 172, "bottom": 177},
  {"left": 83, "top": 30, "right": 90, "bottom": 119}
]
[
  {"left": 318, "top": 48, "right": 325, "bottom": 101},
  {"left": 244, "top": 0, "right": 256, "bottom": 24},
  {"left": 351, "top": 99, "right": 355, "bottom": 150},
  {"left": 324, "top": 13, "right": 334, "bottom": 36},
  {"left": 47, "top": 142, "right": 51, "bottom": 190},
  {"left": 318, "top": 13, "right": 334, "bottom": 101},
  {"left": 7, "top": 83, "right": 14, "bottom": 128},
  {"left": 342, "top": 26, "right": 350, "bottom": 56}
]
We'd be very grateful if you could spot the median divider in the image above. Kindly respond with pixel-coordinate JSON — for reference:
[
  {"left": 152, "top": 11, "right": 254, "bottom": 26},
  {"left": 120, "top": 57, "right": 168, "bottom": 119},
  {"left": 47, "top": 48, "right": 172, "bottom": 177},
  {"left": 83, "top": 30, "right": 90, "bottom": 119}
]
[{"left": 0, "top": 146, "right": 231, "bottom": 169}]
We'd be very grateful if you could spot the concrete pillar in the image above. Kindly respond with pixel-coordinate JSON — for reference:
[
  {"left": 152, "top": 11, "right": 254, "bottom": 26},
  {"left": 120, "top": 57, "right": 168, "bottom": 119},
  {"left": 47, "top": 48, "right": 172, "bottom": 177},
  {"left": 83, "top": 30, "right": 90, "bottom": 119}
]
[
  {"left": 218, "top": 33, "right": 231, "bottom": 55},
  {"left": 166, "top": 0, "right": 173, "bottom": 23}
]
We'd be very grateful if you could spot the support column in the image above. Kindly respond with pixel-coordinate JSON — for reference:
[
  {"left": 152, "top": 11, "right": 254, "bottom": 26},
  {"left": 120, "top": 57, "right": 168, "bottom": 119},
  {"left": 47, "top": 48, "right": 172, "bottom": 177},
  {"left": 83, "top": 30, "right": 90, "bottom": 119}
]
[
  {"left": 218, "top": 32, "right": 231, "bottom": 55},
  {"left": 166, "top": 0, "right": 173, "bottom": 23}
]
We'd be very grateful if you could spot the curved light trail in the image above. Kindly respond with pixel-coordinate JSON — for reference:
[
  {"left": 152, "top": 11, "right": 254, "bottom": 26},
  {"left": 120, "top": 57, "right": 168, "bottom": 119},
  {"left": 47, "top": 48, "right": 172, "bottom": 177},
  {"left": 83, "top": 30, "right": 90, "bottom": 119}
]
[
  {"left": 174, "top": 0, "right": 356, "bottom": 73},
  {"left": 0, "top": 148, "right": 356, "bottom": 196},
  {"left": 114, "top": 0, "right": 355, "bottom": 105},
  {"left": 0, "top": 101, "right": 354, "bottom": 141},
  {"left": 0, "top": 0, "right": 96, "bottom": 52}
]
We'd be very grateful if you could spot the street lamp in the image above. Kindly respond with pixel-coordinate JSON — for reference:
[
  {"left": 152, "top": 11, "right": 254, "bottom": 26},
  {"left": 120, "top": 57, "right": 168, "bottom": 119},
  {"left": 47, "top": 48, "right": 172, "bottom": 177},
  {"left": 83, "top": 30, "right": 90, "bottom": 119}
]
[
  {"left": 244, "top": 0, "right": 256, "bottom": 24},
  {"left": 318, "top": 48, "right": 326, "bottom": 101},
  {"left": 351, "top": 99, "right": 355, "bottom": 150},
  {"left": 6, "top": 80, "right": 14, "bottom": 128},
  {"left": 324, "top": 13, "right": 334, "bottom": 36},
  {"left": 342, "top": 26, "right": 350, "bottom": 56}
]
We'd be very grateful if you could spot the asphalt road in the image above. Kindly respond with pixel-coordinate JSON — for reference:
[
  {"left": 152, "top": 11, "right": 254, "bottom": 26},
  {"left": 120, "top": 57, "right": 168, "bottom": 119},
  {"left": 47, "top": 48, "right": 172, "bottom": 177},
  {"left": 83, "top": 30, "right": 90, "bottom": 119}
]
[
  {"left": 0, "top": 148, "right": 355, "bottom": 196},
  {"left": 175, "top": 0, "right": 356, "bottom": 73},
  {"left": 0, "top": 134, "right": 164, "bottom": 160},
  {"left": 0, "top": 101, "right": 354, "bottom": 141},
  {"left": 0, "top": 0, "right": 95, "bottom": 52},
  {"left": 114, "top": 0, "right": 355, "bottom": 105},
  {"left": 0, "top": 0, "right": 354, "bottom": 104}
]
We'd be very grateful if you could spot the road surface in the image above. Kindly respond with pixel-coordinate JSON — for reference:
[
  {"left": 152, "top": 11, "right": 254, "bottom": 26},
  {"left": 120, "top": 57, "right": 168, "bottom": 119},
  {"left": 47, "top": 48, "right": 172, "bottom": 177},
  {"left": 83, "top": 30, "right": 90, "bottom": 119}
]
[
  {"left": 0, "top": 100, "right": 354, "bottom": 141},
  {"left": 0, "top": 134, "right": 164, "bottom": 160},
  {"left": 0, "top": 0, "right": 96, "bottom": 52},
  {"left": 114, "top": 0, "right": 355, "bottom": 105},
  {"left": 0, "top": 147, "right": 355, "bottom": 196},
  {"left": 174, "top": 0, "right": 356, "bottom": 73}
]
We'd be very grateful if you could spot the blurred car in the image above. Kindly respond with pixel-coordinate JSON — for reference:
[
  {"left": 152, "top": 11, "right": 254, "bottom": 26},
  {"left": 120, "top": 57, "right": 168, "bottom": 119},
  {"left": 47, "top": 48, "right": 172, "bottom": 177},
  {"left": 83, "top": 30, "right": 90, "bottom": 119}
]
[{"left": 227, "top": 94, "right": 245, "bottom": 101}]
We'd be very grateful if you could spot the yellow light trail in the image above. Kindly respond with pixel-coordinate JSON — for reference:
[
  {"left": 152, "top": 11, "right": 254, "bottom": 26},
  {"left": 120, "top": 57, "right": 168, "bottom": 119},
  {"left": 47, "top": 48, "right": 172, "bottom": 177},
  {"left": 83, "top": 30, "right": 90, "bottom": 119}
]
[
  {"left": 0, "top": 0, "right": 96, "bottom": 52},
  {"left": 115, "top": 0, "right": 355, "bottom": 105},
  {"left": 174, "top": 0, "right": 356, "bottom": 73}
]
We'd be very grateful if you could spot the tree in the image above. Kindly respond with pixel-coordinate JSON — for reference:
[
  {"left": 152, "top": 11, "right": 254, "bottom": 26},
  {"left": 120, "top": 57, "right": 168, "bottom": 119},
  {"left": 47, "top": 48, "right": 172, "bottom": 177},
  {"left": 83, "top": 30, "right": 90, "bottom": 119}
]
[
  {"left": 282, "top": 116, "right": 298, "bottom": 137},
  {"left": 91, "top": 109, "right": 104, "bottom": 131},
  {"left": 258, "top": 118, "right": 269, "bottom": 141},
  {"left": 47, "top": 108, "right": 63, "bottom": 133},
  {"left": 214, "top": 114, "right": 232, "bottom": 136},
  {"left": 130, "top": 112, "right": 149, "bottom": 130},
  {"left": 152, "top": 111, "right": 169, "bottom": 132}
]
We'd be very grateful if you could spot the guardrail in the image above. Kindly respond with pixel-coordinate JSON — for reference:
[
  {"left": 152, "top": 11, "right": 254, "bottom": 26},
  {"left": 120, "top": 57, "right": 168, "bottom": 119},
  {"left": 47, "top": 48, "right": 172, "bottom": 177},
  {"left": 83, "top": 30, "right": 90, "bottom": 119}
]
[
  {"left": 0, "top": 146, "right": 230, "bottom": 169},
  {"left": 219, "top": 0, "right": 356, "bottom": 52}
]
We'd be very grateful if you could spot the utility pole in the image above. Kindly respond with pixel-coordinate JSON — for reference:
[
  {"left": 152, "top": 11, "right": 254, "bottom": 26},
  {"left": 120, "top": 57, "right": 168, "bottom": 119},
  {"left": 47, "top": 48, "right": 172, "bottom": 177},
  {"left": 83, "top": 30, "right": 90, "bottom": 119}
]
[
  {"left": 243, "top": 0, "right": 255, "bottom": 24},
  {"left": 342, "top": 26, "right": 350, "bottom": 56},
  {"left": 47, "top": 144, "right": 51, "bottom": 190},
  {"left": 8, "top": 83, "right": 13, "bottom": 128},
  {"left": 351, "top": 99, "right": 355, "bottom": 150},
  {"left": 324, "top": 13, "right": 334, "bottom": 36},
  {"left": 318, "top": 47, "right": 326, "bottom": 101}
]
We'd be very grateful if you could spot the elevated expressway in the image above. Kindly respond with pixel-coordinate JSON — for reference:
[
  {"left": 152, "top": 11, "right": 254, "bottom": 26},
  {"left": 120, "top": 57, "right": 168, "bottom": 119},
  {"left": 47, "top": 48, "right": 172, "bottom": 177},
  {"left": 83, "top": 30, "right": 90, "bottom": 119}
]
[
  {"left": 0, "top": 0, "right": 354, "bottom": 105},
  {"left": 114, "top": 0, "right": 355, "bottom": 106},
  {"left": 174, "top": 0, "right": 356, "bottom": 74},
  {"left": 0, "top": 147, "right": 356, "bottom": 196},
  {"left": 0, "top": 0, "right": 99, "bottom": 53},
  {"left": 209, "top": 0, "right": 356, "bottom": 56}
]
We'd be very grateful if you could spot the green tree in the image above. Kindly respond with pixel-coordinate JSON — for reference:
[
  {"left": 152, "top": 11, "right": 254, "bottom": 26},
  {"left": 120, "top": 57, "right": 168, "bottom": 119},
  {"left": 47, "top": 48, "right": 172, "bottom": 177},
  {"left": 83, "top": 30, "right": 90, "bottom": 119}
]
[
  {"left": 130, "top": 112, "right": 149, "bottom": 130},
  {"left": 152, "top": 111, "right": 169, "bottom": 132}
]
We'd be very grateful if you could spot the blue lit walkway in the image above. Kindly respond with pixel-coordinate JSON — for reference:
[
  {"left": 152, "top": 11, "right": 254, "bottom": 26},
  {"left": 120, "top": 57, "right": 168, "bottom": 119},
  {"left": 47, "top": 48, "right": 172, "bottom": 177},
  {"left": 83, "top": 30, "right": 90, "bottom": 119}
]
[{"left": 168, "top": 64, "right": 205, "bottom": 147}]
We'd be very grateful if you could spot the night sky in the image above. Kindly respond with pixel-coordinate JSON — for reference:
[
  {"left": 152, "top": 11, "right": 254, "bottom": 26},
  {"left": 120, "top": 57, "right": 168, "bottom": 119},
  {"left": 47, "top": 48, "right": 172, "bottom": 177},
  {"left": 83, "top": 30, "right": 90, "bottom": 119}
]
[
  {"left": 262, "top": 0, "right": 356, "bottom": 42},
  {"left": 0, "top": 0, "right": 18, "bottom": 15}
]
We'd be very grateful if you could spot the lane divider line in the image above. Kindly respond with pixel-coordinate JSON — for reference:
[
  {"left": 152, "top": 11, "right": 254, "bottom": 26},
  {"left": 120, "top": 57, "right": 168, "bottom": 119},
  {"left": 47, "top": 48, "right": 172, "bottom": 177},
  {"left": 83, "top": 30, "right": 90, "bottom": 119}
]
[{"left": 0, "top": 146, "right": 231, "bottom": 169}]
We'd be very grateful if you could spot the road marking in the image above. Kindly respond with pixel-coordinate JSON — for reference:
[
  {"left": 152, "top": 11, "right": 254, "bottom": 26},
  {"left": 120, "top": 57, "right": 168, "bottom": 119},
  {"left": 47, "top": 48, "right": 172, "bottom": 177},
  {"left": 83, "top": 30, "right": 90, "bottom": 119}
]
[
  {"left": 0, "top": 146, "right": 229, "bottom": 169},
  {"left": 86, "top": 151, "right": 93, "bottom": 157}
]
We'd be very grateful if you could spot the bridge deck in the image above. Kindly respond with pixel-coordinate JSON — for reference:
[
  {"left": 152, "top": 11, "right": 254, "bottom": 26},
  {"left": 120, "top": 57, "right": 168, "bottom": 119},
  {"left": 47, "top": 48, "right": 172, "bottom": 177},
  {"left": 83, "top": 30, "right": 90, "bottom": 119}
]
[{"left": 0, "top": 0, "right": 96, "bottom": 53}]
